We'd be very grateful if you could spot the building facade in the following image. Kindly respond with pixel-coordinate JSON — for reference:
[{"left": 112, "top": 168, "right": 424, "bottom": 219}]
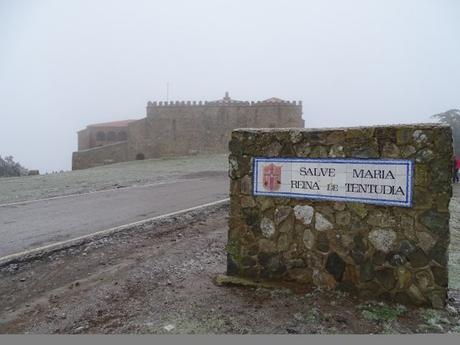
[{"left": 72, "top": 93, "right": 304, "bottom": 170}]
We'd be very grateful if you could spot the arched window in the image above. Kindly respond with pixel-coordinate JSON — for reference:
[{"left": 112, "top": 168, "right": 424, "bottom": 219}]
[
  {"left": 107, "top": 131, "right": 117, "bottom": 141},
  {"left": 96, "top": 131, "right": 106, "bottom": 141},
  {"left": 136, "top": 153, "right": 145, "bottom": 160},
  {"left": 118, "top": 131, "right": 127, "bottom": 141}
]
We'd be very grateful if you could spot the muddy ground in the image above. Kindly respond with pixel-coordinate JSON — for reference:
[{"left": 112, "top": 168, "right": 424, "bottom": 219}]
[{"left": 0, "top": 204, "right": 459, "bottom": 334}]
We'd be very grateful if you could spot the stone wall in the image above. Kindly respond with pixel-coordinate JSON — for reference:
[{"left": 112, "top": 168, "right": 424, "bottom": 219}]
[
  {"left": 140, "top": 101, "right": 303, "bottom": 159},
  {"left": 72, "top": 141, "right": 128, "bottom": 170},
  {"left": 227, "top": 124, "right": 452, "bottom": 308}
]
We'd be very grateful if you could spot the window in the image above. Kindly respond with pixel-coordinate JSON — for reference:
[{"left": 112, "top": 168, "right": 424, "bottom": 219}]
[
  {"left": 107, "top": 131, "right": 117, "bottom": 141},
  {"left": 118, "top": 131, "right": 127, "bottom": 141},
  {"left": 96, "top": 131, "right": 106, "bottom": 141}
]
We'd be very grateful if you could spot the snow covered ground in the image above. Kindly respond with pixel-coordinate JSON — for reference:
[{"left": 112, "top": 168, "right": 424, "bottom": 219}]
[{"left": 0, "top": 154, "right": 228, "bottom": 205}]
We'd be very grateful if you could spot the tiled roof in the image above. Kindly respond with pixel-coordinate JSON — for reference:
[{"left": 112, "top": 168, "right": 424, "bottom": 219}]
[
  {"left": 263, "top": 97, "right": 285, "bottom": 103},
  {"left": 87, "top": 120, "right": 137, "bottom": 128}
]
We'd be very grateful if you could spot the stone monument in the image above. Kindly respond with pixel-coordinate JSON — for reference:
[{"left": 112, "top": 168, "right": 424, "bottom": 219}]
[{"left": 226, "top": 124, "right": 452, "bottom": 308}]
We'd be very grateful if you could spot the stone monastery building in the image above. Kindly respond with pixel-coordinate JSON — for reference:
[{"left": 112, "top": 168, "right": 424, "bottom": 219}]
[{"left": 72, "top": 93, "right": 304, "bottom": 170}]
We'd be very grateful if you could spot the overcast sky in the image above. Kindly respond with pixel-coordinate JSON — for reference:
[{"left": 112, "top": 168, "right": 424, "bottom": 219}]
[{"left": 0, "top": 0, "right": 459, "bottom": 172}]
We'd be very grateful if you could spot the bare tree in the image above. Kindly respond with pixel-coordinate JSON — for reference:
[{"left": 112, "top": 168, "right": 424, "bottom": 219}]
[
  {"left": 0, "top": 155, "right": 28, "bottom": 177},
  {"left": 431, "top": 109, "right": 460, "bottom": 156}
]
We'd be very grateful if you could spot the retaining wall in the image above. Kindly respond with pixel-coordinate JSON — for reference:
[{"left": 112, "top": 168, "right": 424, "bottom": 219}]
[{"left": 72, "top": 141, "right": 128, "bottom": 170}]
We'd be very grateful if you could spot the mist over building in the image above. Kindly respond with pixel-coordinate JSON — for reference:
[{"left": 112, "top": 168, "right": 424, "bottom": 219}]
[{"left": 73, "top": 93, "right": 304, "bottom": 169}]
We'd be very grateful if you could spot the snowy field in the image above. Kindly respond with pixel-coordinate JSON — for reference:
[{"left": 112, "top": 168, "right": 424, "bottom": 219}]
[{"left": 0, "top": 154, "right": 228, "bottom": 204}]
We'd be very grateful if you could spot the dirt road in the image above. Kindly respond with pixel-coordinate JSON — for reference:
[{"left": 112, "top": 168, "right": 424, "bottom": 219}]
[
  {"left": 0, "top": 203, "right": 459, "bottom": 334},
  {"left": 0, "top": 171, "right": 228, "bottom": 258}
]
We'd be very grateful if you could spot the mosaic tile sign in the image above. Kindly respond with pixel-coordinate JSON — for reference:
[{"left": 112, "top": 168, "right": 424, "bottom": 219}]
[{"left": 253, "top": 158, "right": 413, "bottom": 207}]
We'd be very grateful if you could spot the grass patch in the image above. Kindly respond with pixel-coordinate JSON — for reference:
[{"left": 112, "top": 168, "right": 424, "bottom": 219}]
[
  {"left": 418, "top": 309, "right": 448, "bottom": 333},
  {"left": 422, "top": 309, "right": 451, "bottom": 327},
  {"left": 358, "top": 302, "right": 407, "bottom": 322}
]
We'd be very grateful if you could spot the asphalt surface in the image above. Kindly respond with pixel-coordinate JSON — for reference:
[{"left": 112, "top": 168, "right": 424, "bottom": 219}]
[{"left": 0, "top": 173, "right": 229, "bottom": 258}]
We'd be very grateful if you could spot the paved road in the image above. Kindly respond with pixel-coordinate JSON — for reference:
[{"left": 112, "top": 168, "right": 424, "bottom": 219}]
[{"left": 0, "top": 173, "right": 229, "bottom": 258}]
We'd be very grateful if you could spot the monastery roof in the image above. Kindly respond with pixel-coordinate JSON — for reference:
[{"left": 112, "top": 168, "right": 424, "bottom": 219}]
[
  {"left": 263, "top": 97, "right": 285, "bottom": 103},
  {"left": 208, "top": 92, "right": 247, "bottom": 105},
  {"left": 87, "top": 120, "right": 137, "bottom": 128},
  {"left": 208, "top": 93, "right": 287, "bottom": 105}
]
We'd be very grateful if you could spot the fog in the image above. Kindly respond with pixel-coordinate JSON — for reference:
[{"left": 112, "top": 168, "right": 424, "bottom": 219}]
[{"left": 0, "top": 0, "right": 459, "bottom": 172}]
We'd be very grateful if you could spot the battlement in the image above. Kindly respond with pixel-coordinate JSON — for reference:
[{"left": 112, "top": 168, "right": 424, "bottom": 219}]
[
  {"left": 147, "top": 100, "right": 302, "bottom": 107},
  {"left": 146, "top": 92, "right": 302, "bottom": 109}
]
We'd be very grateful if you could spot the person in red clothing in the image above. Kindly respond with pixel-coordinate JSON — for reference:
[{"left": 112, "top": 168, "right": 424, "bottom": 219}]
[{"left": 453, "top": 155, "right": 460, "bottom": 183}]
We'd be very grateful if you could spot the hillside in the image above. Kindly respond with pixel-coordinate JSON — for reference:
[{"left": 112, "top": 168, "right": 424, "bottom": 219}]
[{"left": 0, "top": 154, "right": 227, "bottom": 205}]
